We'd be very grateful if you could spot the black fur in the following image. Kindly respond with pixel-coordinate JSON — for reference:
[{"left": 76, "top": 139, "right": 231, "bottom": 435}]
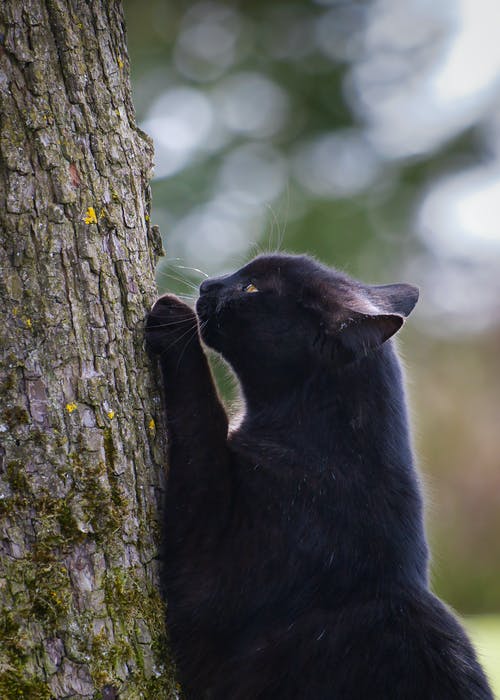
[{"left": 145, "top": 254, "right": 492, "bottom": 699}]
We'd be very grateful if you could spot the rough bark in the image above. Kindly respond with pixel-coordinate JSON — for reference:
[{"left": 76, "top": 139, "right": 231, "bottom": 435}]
[{"left": 0, "top": 1, "right": 177, "bottom": 697}]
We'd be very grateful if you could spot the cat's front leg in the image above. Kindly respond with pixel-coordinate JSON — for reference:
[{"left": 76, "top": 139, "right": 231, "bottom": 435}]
[{"left": 145, "top": 295, "right": 231, "bottom": 533}]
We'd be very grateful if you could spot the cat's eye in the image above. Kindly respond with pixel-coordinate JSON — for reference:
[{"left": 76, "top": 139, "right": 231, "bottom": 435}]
[{"left": 243, "top": 282, "right": 259, "bottom": 293}]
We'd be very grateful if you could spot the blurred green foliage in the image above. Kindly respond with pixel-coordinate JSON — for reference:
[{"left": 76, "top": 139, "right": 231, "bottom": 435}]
[
  {"left": 124, "top": 0, "right": 500, "bottom": 617},
  {"left": 467, "top": 616, "right": 500, "bottom": 694}
]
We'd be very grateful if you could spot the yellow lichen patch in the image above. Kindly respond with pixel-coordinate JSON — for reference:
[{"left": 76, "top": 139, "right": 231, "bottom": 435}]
[
  {"left": 118, "top": 57, "right": 124, "bottom": 69},
  {"left": 145, "top": 214, "right": 150, "bottom": 222},
  {"left": 49, "top": 590, "right": 63, "bottom": 606},
  {"left": 23, "top": 317, "right": 32, "bottom": 329},
  {"left": 12, "top": 307, "right": 18, "bottom": 316},
  {"left": 83, "top": 207, "right": 98, "bottom": 224},
  {"left": 107, "top": 410, "right": 115, "bottom": 420},
  {"left": 65, "top": 402, "right": 77, "bottom": 413},
  {"left": 148, "top": 419, "right": 155, "bottom": 432}
]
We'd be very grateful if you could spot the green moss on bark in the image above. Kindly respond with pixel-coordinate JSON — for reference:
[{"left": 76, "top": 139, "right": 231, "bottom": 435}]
[{"left": 0, "top": 670, "right": 52, "bottom": 700}]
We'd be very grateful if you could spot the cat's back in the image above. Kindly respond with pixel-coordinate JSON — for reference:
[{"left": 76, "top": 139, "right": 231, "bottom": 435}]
[
  {"left": 209, "top": 432, "right": 492, "bottom": 699},
  {"left": 207, "top": 587, "right": 492, "bottom": 700},
  {"left": 324, "top": 588, "right": 492, "bottom": 699}
]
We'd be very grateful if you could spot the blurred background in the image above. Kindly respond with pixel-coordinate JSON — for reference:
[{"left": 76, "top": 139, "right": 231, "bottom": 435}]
[{"left": 124, "top": 0, "right": 500, "bottom": 688}]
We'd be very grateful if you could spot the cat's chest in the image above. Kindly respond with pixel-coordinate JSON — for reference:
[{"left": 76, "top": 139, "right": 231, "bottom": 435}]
[{"left": 232, "top": 451, "right": 336, "bottom": 536}]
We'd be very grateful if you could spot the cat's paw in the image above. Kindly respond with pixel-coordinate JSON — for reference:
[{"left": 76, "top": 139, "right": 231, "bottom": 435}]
[{"left": 145, "top": 294, "right": 199, "bottom": 356}]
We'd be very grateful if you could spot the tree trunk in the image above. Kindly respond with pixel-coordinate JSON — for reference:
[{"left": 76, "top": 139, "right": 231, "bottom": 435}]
[{"left": 0, "top": 1, "right": 177, "bottom": 697}]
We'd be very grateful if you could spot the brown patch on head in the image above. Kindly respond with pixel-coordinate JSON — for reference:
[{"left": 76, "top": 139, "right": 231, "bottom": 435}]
[{"left": 343, "top": 289, "right": 381, "bottom": 315}]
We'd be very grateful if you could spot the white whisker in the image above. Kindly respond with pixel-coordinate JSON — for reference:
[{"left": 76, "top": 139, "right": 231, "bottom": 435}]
[
  {"left": 150, "top": 317, "right": 196, "bottom": 329},
  {"left": 174, "top": 265, "right": 209, "bottom": 278},
  {"left": 158, "top": 272, "right": 200, "bottom": 291}
]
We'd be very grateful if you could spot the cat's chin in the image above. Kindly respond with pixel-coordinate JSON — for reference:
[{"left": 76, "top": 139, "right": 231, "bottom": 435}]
[
  {"left": 196, "top": 293, "right": 223, "bottom": 333},
  {"left": 198, "top": 326, "right": 219, "bottom": 353},
  {"left": 195, "top": 302, "right": 219, "bottom": 352}
]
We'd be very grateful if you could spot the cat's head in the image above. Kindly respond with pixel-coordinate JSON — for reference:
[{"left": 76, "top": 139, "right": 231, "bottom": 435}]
[{"left": 196, "top": 254, "right": 418, "bottom": 385}]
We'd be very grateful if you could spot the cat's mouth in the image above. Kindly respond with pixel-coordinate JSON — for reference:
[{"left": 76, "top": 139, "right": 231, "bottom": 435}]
[
  {"left": 196, "top": 293, "right": 215, "bottom": 322},
  {"left": 196, "top": 287, "right": 236, "bottom": 319},
  {"left": 196, "top": 294, "right": 224, "bottom": 348}
]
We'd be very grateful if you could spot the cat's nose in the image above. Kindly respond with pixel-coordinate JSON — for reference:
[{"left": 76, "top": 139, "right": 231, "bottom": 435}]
[{"left": 199, "top": 278, "right": 225, "bottom": 295}]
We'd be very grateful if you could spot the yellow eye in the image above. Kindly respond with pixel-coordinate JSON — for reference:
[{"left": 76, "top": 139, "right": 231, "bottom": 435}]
[{"left": 244, "top": 283, "right": 259, "bottom": 293}]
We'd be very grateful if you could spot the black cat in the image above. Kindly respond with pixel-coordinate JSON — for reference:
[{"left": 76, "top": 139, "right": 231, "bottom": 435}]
[{"left": 145, "top": 253, "right": 492, "bottom": 699}]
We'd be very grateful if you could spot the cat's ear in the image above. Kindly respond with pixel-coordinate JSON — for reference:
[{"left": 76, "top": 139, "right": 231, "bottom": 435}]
[
  {"left": 311, "top": 278, "right": 419, "bottom": 360},
  {"left": 365, "top": 283, "right": 419, "bottom": 318},
  {"left": 337, "top": 283, "right": 418, "bottom": 357},
  {"left": 337, "top": 311, "right": 404, "bottom": 357}
]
